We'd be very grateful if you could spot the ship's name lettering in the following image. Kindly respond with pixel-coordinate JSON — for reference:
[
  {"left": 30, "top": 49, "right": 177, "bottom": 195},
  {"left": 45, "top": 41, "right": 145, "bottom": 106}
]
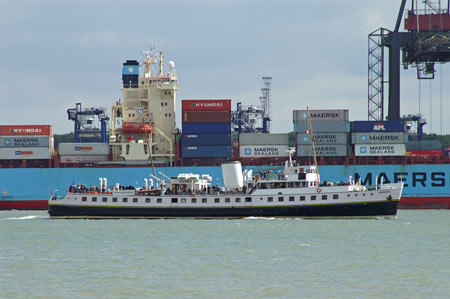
[{"left": 354, "top": 171, "right": 446, "bottom": 188}]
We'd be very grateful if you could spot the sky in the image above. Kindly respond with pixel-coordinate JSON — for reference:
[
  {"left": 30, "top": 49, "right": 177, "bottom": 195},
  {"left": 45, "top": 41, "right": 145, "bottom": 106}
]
[{"left": 1, "top": 0, "right": 449, "bottom": 134}]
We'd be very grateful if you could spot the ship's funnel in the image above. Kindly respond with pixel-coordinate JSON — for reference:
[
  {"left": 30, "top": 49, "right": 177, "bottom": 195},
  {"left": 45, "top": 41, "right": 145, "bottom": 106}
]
[{"left": 221, "top": 161, "right": 243, "bottom": 190}]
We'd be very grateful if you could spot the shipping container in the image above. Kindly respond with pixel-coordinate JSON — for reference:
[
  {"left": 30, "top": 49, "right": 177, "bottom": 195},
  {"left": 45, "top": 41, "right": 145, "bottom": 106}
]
[
  {"left": 182, "top": 111, "right": 231, "bottom": 123},
  {"left": 296, "top": 133, "right": 348, "bottom": 145},
  {"left": 294, "top": 121, "right": 350, "bottom": 133},
  {"left": 58, "top": 143, "right": 109, "bottom": 156},
  {"left": 181, "top": 134, "right": 231, "bottom": 146},
  {"left": 351, "top": 120, "right": 405, "bottom": 132},
  {"left": 239, "top": 145, "right": 290, "bottom": 158},
  {"left": 354, "top": 144, "right": 406, "bottom": 156},
  {"left": 0, "top": 125, "right": 53, "bottom": 136},
  {"left": 60, "top": 155, "right": 109, "bottom": 163},
  {"left": 182, "top": 99, "right": 231, "bottom": 111},
  {"left": 182, "top": 123, "right": 231, "bottom": 134},
  {"left": 293, "top": 109, "right": 349, "bottom": 122},
  {"left": 181, "top": 146, "right": 232, "bottom": 158},
  {"left": 0, "top": 136, "right": 51, "bottom": 147},
  {"left": 239, "top": 133, "right": 289, "bottom": 145},
  {"left": 0, "top": 147, "right": 52, "bottom": 160},
  {"left": 406, "top": 140, "right": 442, "bottom": 150},
  {"left": 296, "top": 145, "right": 348, "bottom": 157},
  {"left": 351, "top": 132, "right": 407, "bottom": 144},
  {"left": 406, "top": 150, "right": 443, "bottom": 157}
]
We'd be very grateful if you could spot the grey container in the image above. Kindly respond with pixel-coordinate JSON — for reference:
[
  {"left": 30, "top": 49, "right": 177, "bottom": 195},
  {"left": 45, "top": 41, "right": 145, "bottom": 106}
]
[
  {"left": 354, "top": 144, "right": 406, "bottom": 156},
  {"left": 0, "top": 136, "right": 51, "bottom": 147},
  {"left": 58, "top": 143, "right": 109, "bottom": 156},
  {"left": 0, "top": 147, "right": 52, "bottom": 160},
  {"left": 296, "top": 144, "right": 348, "bottom": 157},
  {"left": 294, "top": 121, "right": 350, "bottom": 133},
  {"left": 406, "top": 140, "right": 442, "bottom": 150},
  {"left": 352, "top": 132, "right": 407, "bottom": 144},
  {"left": 293, "top": 109, "right": 349, "bottom": 122},
  {"left": 296, "top": 133, "right": 348, "bottom": 145},
  {"left": 239, "top": 133, "right": 289, "bottom": 145}
]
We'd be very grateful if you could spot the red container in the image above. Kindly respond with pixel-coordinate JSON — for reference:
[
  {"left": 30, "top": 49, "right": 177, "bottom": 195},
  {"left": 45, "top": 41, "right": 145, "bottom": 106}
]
[
  {"left": 182, "top": 111, "right": 231, "bottom": 123},
  {"left": 182, "top": 99, "right": 231, "bottom": 111},
  {"left": 406, "top": 150, "right": 443, "bottom": 157},
  {"left": 122, "top": 122, "right": 152, "bottom": 134},
  {"left": 0, "top": 125, "right": 52, "bottom": 136}
]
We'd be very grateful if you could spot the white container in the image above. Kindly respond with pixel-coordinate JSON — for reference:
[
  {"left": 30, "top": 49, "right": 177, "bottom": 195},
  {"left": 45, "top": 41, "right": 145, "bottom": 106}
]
[
  {"left": 239, "top": 145, "right": 290, "bottom": 158},
  {"left": 221, "top": 161, "right": 243, "bottom": 190},
  {"left": 239, "top": 133, "right": 289, "bottom": 145},
  {"left": 60, "top": 155, "right": 109, "bottom": 163},
  {"left": 352, "top": 132, "right": 407, "bottom": 144},
  {"left": 296, "top": 133, "right": 348, "bottom": 145},
  {"left": 0, "top": 136, "right": 51, "bottom": 147},
  {"left": 293, "top": 109, "right": 349, "bottom": 122},
  {"left": 58, "top": 143, "right": 109, "bottom": 156},
  {"left": 296, "top": 145, "right": 348, "bottom": 157},
  {"left": 354, "top": 144, "right": 406, "bottom": 156},
  {"left": 0, "top": 147, "right": 52, "bottom": 160}
]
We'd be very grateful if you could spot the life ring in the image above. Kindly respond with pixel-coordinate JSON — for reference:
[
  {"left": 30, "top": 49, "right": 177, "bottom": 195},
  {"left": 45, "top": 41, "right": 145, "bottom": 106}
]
[{"left": 316, "top": 187, "right": 322, "bottom": 193}]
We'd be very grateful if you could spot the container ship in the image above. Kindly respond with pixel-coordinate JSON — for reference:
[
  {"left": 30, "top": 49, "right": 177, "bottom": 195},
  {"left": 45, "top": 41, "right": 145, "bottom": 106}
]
[{"left": 1, "top": 44, "right": 449, "bottom": 210}]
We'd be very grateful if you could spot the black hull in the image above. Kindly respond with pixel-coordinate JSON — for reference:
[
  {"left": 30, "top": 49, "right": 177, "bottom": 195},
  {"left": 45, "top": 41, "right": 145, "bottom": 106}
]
[{"left": 49, "top": 201, "right": 399, "bottom": 218}]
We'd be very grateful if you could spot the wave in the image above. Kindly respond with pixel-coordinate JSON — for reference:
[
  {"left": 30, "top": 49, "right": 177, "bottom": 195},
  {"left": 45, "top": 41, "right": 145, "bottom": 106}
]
[{"left": 2, "top": 215, "right": 44, "bottom": 220}]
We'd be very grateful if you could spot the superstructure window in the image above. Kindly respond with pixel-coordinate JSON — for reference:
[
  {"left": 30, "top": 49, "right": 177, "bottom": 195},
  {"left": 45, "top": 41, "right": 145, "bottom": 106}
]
[
  {"left": 311, "top": 195, "right": 316, "bottom": 201},
  {"left": 333, "top": 194, "right": 339, "bottom": 200},
  {"left": 82, "top": 197, "right": 87, "bottom": 202},
  {"left": 112, "top": 197, "right": 118, "bottom": 202},
  {"left": 181, "top": 198, "right": 186, "bottom": 203},
  {"left": 235, "top": 198, "right": 241, "bottom": 203},
  {"left": 289, "top": 196, "right": 295, "bottom": 202},
  {"left": 225, "top": 198, "right": 230, "bottom": 203},
  {"left": 300, "top": 196, "right": 305, "bottom": 201},
  {"left": 133, "top": 198, "right": 138, "bottom": 203},
  {"left": 202, "top": 198, "right": 207, "bottom": 203},
  {"left": 268, "top": 197, "right": 273, "bottom": 202},
  {"left": 171, "top": 198, "right": 178, "bottom": 203},
  {"left": 245, "top": 197, "right": 251, "bottom": 203},
  {"left": 92, "top": 197, "right": 97, "bottom": 202},
  {"left": 278, "top": 197, "right": 284, "bottom": 202},
  {"left": 215, "top": 198, "right": 220, "bottom": 203},
  {"left": 102, "top": 197, "right": 107, "bottom": 202},
  {"left": 123, "top": 198, "right": 128, "bottom": 203},
  {"left": 145, "top": 198, "right": 151, "bottom": 203},
  {"left": 157, "top": 198, "right": 162, "bottom": 203},
  {"left": 191, "top": 198, "right": 197, "bottom": 203},
  {"left": 322, "top": 195, "right": 327, "bottom": 200}
]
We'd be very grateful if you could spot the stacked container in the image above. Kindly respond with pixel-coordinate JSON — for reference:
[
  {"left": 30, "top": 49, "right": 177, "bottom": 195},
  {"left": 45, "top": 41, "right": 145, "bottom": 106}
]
[
  {"left": 181, "top": 99, "right": 232, "bottom": 158},
  {"left": 239, "top": 133, "right": 290, "bottom": 158},
  {"left": 294, "top": 109, "right": 349, "bottom": 157},
  {"left": 58, "top": 143, "right": 109, "bottom": 163},
  {"left": 351, "top": 121, "right": 406, "bottom": 156},
  {"left": 0, "top": 125, "right": 54, "bottom": 160}
]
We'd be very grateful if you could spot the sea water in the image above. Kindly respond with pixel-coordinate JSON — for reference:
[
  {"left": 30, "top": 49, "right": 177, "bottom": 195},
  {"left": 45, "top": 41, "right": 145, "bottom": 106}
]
[{"left": 0, "top": 210, "right": 448, "bottom": 298}]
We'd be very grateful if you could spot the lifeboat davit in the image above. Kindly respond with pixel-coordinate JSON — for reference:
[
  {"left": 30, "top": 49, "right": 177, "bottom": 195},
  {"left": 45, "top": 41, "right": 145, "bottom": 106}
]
[{"left": 122, "top": 122, "right": 152, "bottom": 134}]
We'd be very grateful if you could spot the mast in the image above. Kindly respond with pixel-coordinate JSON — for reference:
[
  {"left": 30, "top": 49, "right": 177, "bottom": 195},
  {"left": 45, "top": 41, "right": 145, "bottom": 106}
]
[{"left": 307, "top": 107, "right": 320, "bottom": 184}]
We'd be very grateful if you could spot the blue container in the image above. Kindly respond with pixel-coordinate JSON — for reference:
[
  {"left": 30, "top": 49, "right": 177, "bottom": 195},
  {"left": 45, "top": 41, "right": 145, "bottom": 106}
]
[
  {"left": 181, "top": 134, "right": 231, "bottom": 146},
  {"left": 182, "top": 123, "right": 231, "bottom": 134},
  {"left": 351, "top": 121, "right": 405, "bottom": 132},
  {"left": 181, "top": 145, "right": 232, "bottom": 158}
]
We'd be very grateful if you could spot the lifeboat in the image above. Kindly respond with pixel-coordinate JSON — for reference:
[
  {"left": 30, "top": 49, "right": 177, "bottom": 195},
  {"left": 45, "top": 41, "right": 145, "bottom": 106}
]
[{"left": 121, "top": 122, "right": 152, "bottom": 134}]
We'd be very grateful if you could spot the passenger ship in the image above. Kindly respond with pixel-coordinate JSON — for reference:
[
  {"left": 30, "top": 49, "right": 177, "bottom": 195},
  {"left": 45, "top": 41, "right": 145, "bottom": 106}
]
[{"left": 48, "top": 156, "right": 403, "bottom": 218}]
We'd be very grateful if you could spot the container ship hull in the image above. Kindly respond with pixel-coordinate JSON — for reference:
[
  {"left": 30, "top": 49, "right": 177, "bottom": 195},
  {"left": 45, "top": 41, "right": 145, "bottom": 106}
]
[{"left": 1, "top": 164, "right": 449, "bottom": 210}]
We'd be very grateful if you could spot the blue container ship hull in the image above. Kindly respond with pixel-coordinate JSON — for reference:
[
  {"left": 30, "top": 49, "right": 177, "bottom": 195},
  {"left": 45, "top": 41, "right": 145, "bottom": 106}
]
[{"left": 1, "top": 164, "right": 449, "bottom": 209}]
